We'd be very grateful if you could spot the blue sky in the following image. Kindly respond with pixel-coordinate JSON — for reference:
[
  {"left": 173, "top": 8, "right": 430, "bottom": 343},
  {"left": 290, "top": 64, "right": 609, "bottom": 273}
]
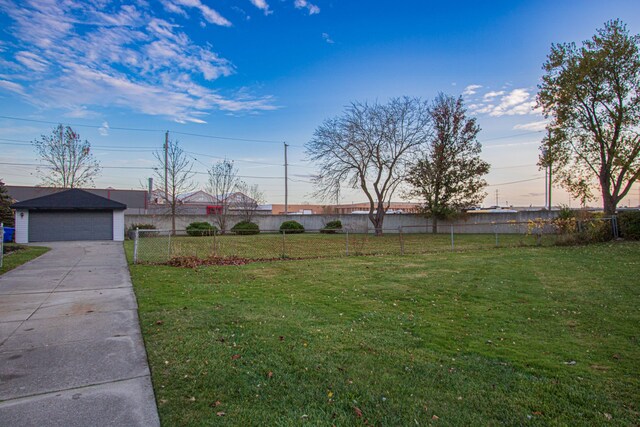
[{"left": 1, "top": 0, "right": 640, "bottom": 207}]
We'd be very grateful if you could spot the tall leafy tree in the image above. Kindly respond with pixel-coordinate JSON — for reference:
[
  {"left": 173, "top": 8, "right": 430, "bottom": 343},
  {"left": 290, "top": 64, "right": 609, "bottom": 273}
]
[
  {"left": 406, "top": 94, "right": 490, "bottom": 233},
  {"left": 537, "top": 19, "right": 640, "bottom": 214},
  {"left": 307, "top": 97, "right": 431, "bottom": 235},
  {"left": 0, "top": 179, "right": 14, "bottom": 227},
  {"left": 32, "top": 125, "right": 101, "bottom": 188}
]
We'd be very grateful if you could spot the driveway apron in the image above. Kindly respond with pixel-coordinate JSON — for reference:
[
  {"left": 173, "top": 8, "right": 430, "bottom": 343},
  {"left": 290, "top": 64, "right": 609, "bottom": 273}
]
[{"left": 0, "top": 241, "right": 160, "bottom": 426}]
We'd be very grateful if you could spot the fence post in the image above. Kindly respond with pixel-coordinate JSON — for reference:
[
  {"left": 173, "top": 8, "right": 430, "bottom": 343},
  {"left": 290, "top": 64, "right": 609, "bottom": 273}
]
[
  {"left": 1, "top": 222, "right": 4, "bottom": 269},
  {"left": 212, "top": 229, "right": 217, "bottom": 257},
  {"left": 345, "top": 231, "right": 349, "bottom": 256},
  {"left": 494, "top": 222, "right": 499, "bottom": 247},
  {"left": 282, "top": 229, "right": 286, "bottom": 258},
  {"left": 611, "top": 215, "right": 619, "bottom": 239},
  {"left": 450, "top": 224, "right": 454, "bottom": 251},
  {"left": 399, "top": 226, "right": 404, "bottom": 255},
  {"left": 133, "top": 227, "right": 139, "bottom": 264},
  {"left": 167, "top": 232, "right": 172, "bottom": 260}
]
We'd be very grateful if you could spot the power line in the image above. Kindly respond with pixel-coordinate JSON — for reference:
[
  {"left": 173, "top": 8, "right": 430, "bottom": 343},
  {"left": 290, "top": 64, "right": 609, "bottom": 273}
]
[
  {"left": 0, "top": 115, "right": 161, "bottom": 133},
  {"left": 0, "top": 138, "right": 156, "bottom": 151},
  {"left": 486, "top": 177, "right": 544, "bottom": 187},
  {"left": 0, "top": 114, "right": 302, "bottom": 146},
  {"left": 479, "top": 130, "right": 544, "bottom": 143},
  {"left": 0, "top": 161, "right": 157, "bottom": 170}
]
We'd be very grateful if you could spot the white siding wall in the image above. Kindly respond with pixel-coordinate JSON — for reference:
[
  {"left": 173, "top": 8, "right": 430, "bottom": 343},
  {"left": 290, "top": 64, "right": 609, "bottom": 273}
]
[
  {"left": 113, "top": 210, "right": 125, "bottom": 241},
  {"left": 14, "top": 209, "right": 29, "bottom": 243}
]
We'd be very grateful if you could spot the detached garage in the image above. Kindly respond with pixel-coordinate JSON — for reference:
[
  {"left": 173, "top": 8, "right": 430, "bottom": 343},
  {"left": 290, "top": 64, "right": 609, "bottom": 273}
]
[{"left": 11, "top": 188, "right": 127, "bottom": 243}]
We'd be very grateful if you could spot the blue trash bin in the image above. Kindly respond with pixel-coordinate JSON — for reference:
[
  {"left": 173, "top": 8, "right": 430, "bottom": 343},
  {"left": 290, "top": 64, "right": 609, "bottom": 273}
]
[{"left": 3, "top": 227, "right": 14, "bottom": 243}]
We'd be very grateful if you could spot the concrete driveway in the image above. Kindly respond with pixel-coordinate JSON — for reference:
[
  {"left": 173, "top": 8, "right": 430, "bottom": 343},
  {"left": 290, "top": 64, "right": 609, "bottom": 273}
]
[{"left": 0, "top": 241, "right": 160, "bottom": 426}]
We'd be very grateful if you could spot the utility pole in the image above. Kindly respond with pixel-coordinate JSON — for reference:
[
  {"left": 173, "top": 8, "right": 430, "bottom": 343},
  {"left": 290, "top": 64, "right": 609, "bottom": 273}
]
[
  {"left": 548, "top": 160, "right": 552, "bottom": 210},
  {"left": 495, "top": 189, "right": 499, "bottom": 207},
  {"left": 284, "top": 142, "right": 289, "bottom": 215},
  {"left": 164, "top": 131, "right": 169, "bottom": 205}
]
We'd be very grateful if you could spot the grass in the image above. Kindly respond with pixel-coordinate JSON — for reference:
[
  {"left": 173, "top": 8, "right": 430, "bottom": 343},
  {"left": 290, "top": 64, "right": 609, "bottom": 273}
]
[
  {"left": 1, "top": 244, "right": 49, "bottom": 275},
  {"left": 134, "top": 232, "right": 561, "bottom": 264},
  {"left": 127, "top": 241, "right": 640, "bottom": 426}
]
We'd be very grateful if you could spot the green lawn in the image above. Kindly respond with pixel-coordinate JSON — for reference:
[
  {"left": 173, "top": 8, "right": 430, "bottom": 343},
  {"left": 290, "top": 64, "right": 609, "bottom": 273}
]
[
  {"left": 128, "top": 241, "right": 640, "bottom": 426},
  {"left": 0, "top": 244, "right": 49, "bottom": 275},
  {"left": 133, "top": 232, "right": 560, "bottom": 264}
]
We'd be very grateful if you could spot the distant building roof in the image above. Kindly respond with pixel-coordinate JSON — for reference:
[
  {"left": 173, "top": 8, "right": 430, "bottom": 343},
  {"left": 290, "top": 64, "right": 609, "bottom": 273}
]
[{"left": 11, "top": 188, "right": 127, "bottom": 210}]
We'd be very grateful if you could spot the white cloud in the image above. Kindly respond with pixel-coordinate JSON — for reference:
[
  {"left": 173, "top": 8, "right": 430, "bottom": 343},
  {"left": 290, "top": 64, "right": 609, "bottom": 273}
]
[
  {"left": 168, "top": 0, "right": 232, "bottom": 26},
  {"left": 98, "top": 121, "right": 110, "bottom": 136},
  {"left": 469, "top": 88, "right": 542, "bottom": 117},
  {"left": 0, "top": 79, "right": 25, "bottom": 95},
  {"left": 249, "top": 0, "right": 271, "bottom": 15},
  {"left": 322, "top": 32, "right": 334, "bottom": 44},
  {"left": 0, "top": 0, "right": 275, "bottom": 121},
  {"left": 294, "top": 0, "right": 320, "bottom": 15},
  {"left": 513, "top": 120, "right": 548, "bottom": 132},
  {"left": 462, "top": 84, "right": 482, "bottom": 96},
  {"left": 483, "top": 90, "right": 504, "bottom": 100}
]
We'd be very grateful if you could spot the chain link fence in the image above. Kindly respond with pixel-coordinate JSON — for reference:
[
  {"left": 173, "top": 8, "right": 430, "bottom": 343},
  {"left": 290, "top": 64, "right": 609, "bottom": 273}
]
[
  {"left": 132, "top": 217, "right": 617, "bottom": 264},
  {"left": 1, "top": 223, "right": 4, "bottom": 269}
]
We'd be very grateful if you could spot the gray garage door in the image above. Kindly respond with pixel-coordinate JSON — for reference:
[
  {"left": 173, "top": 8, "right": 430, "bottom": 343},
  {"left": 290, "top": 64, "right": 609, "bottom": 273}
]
[{"left": 29, "top": 210, "right": 113, "bottom": 242}]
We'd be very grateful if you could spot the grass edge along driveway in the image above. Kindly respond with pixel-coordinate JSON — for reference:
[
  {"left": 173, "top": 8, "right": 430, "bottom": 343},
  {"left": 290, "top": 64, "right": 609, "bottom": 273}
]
[
  {"left": 1, "top": 244, "right": 49, "bottom": 275},
  {"left": 128, "top": 241, "right": 640, "bottom": 426}
]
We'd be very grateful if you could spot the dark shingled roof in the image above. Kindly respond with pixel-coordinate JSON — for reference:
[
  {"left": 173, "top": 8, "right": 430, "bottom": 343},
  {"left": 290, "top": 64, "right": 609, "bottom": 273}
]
[{"left": 11, "top": 188, "right": 127, "bottom": 210}]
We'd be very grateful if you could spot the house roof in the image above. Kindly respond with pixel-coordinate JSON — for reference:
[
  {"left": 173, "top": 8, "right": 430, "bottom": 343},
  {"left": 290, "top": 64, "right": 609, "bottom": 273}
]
[{"left": 11, "top": 188, "right": 127, "bottom": 210}]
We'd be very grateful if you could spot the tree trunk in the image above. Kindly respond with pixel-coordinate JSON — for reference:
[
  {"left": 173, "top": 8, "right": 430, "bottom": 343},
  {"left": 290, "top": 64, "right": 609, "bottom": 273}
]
[
  {"left": 602, "top": 193, "right": 617, "bottom": 216},
  {"left": 600, "top": 179, "right": 617, "bottom": 216},
  {"left": 368, "top": 206, "right": 385, "bottom": 236},
  {"left": 171, "top": 202, "right": 176, "bottom": 236},
  {"left": 431, "top": 217, "right": 438, "bottom": 234}
]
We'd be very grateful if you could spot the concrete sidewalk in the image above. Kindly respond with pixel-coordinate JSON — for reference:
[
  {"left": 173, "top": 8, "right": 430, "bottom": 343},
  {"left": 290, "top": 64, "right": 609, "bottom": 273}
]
[{"left": 0, "top": 241, "right": 160, "bottom": 426}]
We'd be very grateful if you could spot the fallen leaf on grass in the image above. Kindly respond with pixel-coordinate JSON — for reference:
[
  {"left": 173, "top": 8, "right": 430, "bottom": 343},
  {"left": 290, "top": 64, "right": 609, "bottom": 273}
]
[
  {"left": 279, "top": 336, "right": 285, "bottom": 341},
  {"left": 354, "top": 407, "right": 363, "bottom": 418},
  {"left": 267, "top": 371, "right": 273, "bottom": 378},
  {"left": 216, "top": 411, "right": 225, "bottom": 417},
  {"left": 231, "top": 354, "right": 241, "bottom": 361},
  {"left": 532, "top": 411, "right": 543, "bottom": 416},
  {"left": 155, "top": 320, "right": 164, "bottom": 325},
  {"left": 432, "top": 414, "right": 439, "bottom": 420},
  {"left": 188, "top": 397, "right": 196, "bottom": 402},
  {"left": 604, "top": 413, "right": 612, "bottom": 420},
  {"left": 209, "top": 401, "right": 221, "bottom": 408}
]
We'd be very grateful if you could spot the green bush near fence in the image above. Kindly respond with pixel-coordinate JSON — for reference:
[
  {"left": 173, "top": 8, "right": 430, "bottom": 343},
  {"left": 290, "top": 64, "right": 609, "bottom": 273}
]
[
  {"left": 320, "top": 220, "right": 342, "bottom": 234},
  {"left": 279, "top": 220, "right": 305, "bottom": 234},
  {"left": 127, "top": 223, "right": 156, "bottom": 239},
  {"left": 186, "top": 221, "right": 218, "bottom": 237},
  {"left": 231, "top": 220, "right": 260, "bottom": 235},
  {"left": 618, "top": 211, "right": 640, "bottom": 240}
]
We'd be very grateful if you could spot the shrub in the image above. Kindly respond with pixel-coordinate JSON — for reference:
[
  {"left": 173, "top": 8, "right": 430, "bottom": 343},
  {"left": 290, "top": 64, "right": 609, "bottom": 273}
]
[
  {"left": 279, "top": 220, "right": 305, "bottom": 234},
  {"left": 320, "top": 220, "right": 342, "bottom": 234},
  {"left": 127, "top": 223, "right": 156, "bottom": 239},
  {"left": 186, "top": 221, "right": 218, "bottom": 237},
  {"left": 231, "top": 220, "right": 260, "bottom": 235},
  {"left": 618, "top": 211, "right": 640, "bottom": 240}
]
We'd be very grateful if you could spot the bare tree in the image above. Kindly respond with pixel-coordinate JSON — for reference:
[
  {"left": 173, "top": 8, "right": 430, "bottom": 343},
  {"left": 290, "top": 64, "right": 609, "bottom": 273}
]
[
  {"left": 306, "top": 97, "right": 431, "bottom": 235},
  {"left": 234, "top": 182, "right": 264, "bottom": 222},
  {"left": 537, "top": 19, "right": 640, "bottom": 214},
  {"left": 207, "top": 160, "right": 240, "bottom": 233},
  {"left": 406, "top": 94, "right": 490, "bottom": 233},
  {"left": 32, "top": 125, "right": 101, "bottom": 188},
  {"left": 153, "top": 139, "right": 195, "bottom": 234}
]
